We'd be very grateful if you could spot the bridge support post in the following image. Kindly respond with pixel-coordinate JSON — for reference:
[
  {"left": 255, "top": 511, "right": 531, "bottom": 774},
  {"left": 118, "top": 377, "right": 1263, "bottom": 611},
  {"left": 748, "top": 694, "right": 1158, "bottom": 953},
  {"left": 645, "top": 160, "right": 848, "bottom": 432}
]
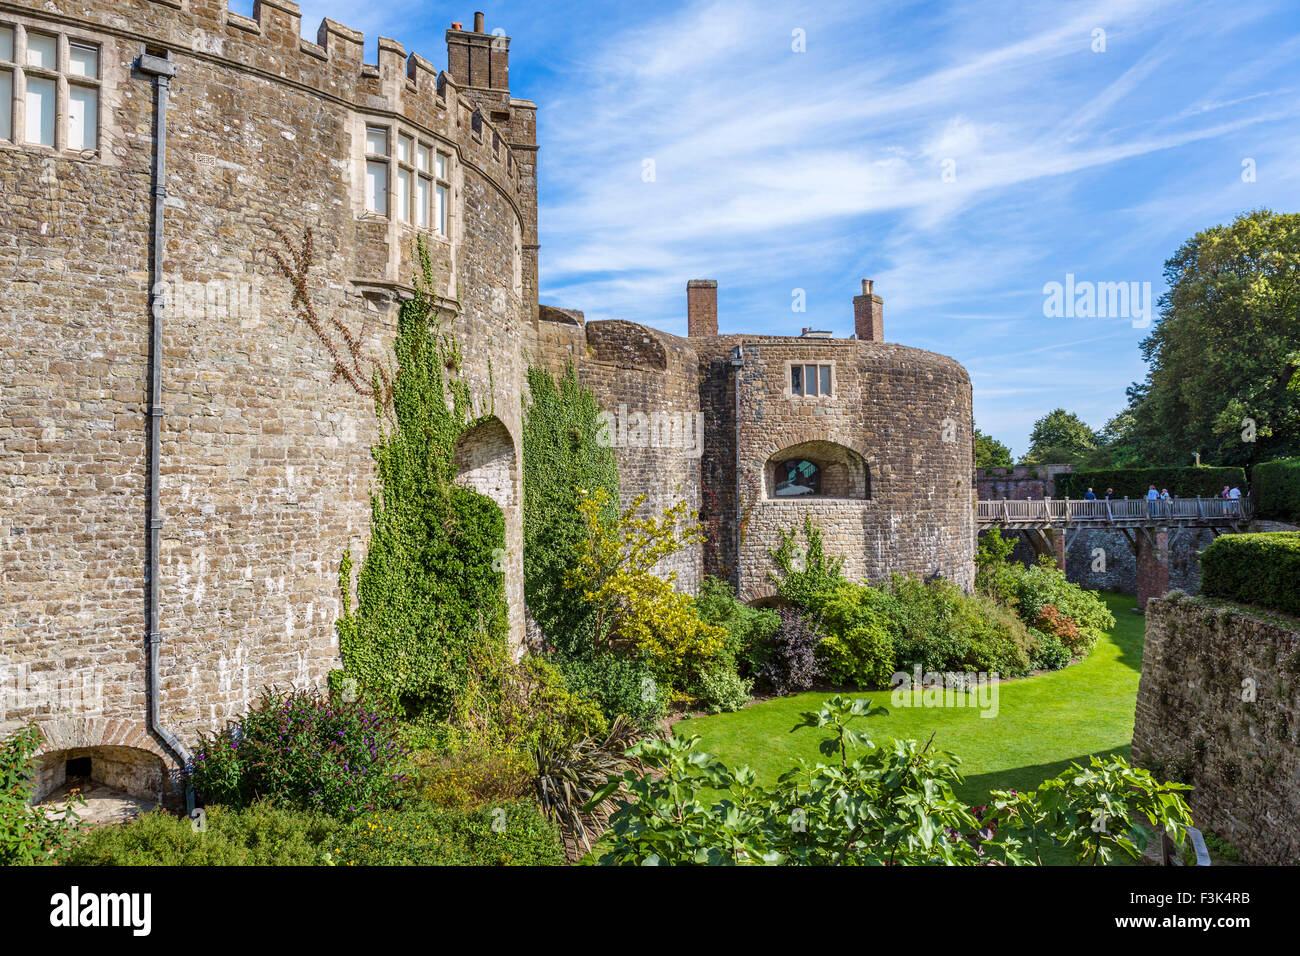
[
  {"left": 1136, "top": 526, "right": 1170, "bottom": 611},
  {"left": 1046, "top": 528, "right": 1066, "bottom": 571}
]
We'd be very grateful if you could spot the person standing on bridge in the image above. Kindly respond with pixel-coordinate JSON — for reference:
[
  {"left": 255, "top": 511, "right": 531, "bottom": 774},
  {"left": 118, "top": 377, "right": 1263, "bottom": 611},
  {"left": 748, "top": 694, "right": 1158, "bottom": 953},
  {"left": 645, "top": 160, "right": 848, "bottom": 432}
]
[
  {"left": 1221, "top": 485, "right": 1231, "bottom": 499},
  {"left": 1147, "top": 484, "right": 1160, "bottom": 517},
  {"left": 1085, "top": 487, "right": 1097, "bottom": 500},
  {"left": 1105, "top": 488, "right": 1114, "bottom": 499}
]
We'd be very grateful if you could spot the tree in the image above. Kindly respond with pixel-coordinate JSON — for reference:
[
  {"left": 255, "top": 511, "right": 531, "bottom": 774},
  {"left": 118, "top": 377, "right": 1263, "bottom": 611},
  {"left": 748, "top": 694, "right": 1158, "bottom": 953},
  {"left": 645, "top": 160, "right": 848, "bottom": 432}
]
[
  {"left": 1123, "top": 209, "right": 1300, "bottom": 467},
  {"left": 974, "top": 428, "right": 1014, "bottom": 470},
  {"left": 1019, "top": 409, "right": 1099, "bottom": 465}
]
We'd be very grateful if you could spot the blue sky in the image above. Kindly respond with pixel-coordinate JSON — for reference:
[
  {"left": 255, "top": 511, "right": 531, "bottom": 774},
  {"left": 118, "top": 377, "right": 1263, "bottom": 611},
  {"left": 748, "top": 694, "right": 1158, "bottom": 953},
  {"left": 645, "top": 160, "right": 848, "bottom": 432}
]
[{"left": 232, "top": 0, "right": 1299, "bottom": 458}]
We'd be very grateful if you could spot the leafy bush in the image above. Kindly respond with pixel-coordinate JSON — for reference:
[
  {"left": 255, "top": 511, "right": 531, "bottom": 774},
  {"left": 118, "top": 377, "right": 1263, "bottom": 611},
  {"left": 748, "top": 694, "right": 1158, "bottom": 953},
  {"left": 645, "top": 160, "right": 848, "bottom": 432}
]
[
  {"left": 566, "top": 487, "right": 726, "bottom": 701},
  {"left": 694, "top": 665, "right": 753, "bottom": 714},
  {"left": 405, "top": 740, "right": 532, "bottom": 811},
  {"left": 586, "top": 696, "right": 1194, "bottom": 866},
  {"left": 1001, "top": 559, "right": 1114, "bottom": 657},
  {"left": 760, "top": 608, "right": 825, "bottom": 696},
  {"left": 1055, "top": 466, "right": 1244, "bottom": 500},
  {"left": 1, "top": 725, "right": 84, "bottom": 866},
  {"left": 68, "top": 802, "right": 339, "bottom": 866},
  {"left": 552, "top": 651, "right": 665, "bottom": 727},
  {"left": 185, "top": 687, "right": 407, "bottom": 819},
  {"left": 812, "top": 584, "right": 897, "bottom": 687},
  {"left": 1253, "top": 457, "right": 1300, "bottom": 522},
  {"left": 694, "top": 576, "right": 780, "bottom": 679},
  {"left": 330, "top": 800, "right": 563, "bottom": 866},
  {"left": 1030, "top": 630, "right": 1072, "bottom": 671},
  {"left": 886, "top": 575, "right": 1039, "bottom": 678},
  {"left": 1201, "top": 532, "right": 1300, "bottom": 616}
]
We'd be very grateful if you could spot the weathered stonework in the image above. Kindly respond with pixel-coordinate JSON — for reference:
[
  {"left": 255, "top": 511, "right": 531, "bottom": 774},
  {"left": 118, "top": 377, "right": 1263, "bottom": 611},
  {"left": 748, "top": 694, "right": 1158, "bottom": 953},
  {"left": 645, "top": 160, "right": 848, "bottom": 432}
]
[
  {"left": 1, "top": 1, "right": 977, "bottom": 795},
  {"left": 1132, "top": 594, "right": 1300, "bottom": 865}
]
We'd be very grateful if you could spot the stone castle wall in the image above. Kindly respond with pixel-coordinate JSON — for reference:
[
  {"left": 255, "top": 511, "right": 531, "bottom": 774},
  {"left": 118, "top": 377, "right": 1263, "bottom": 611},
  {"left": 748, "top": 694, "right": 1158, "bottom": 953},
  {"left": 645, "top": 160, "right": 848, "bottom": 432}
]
[
  {"left": 0, "top": 0, "right": 536, "bottom": 797},
  {"left": 1132, "top": 594, "right": 1300, "bottom": 865}
]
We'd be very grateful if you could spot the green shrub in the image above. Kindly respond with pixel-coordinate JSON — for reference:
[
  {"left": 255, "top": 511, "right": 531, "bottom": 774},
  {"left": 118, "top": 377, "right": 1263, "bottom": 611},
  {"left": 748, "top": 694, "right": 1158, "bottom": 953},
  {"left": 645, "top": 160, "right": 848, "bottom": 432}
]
[
  {"left": 1253, "top": 457, "right": 1300, "bottom": 522},
  {"left": 769, "top": 517, "right": 846, "bottom": 609},
  {"left": 694, "top": 664, "right": 753, "bottom": 714},
  {"left": 184, "top": 687, "right": 407, "bottom": 819},
  {"left": 1201, "top": 532, "right": 1300, "bottom": 616},
  {"left": 694, "top": 576, "right": 780, "bottom": 679},
  {"left": 1056, "top": 466, "right": 1244, "bottom": 500},
  {"left": 812, "top": 584, "right": 897, "bottom": 687},
  {"left": 1, "top": 725, "right": 84, "bottom": 866},
  {"left": 552, "top": 650, "right": 665, "bottom": 727},
  {"left": 1030, "top": 630, "right": 1072, "bottom": 671},
  {"left": 886, "top": 575, "right": 1039, "bottom": 678},
  {"left": 67, "top": 803, "right": 340, "bottom": 866},
  {"left": 1004, "top": 559, "right": 1114, "bottom": 656},
  {"left": 331, "top": 800, "right": 563, "bottom": 866}
]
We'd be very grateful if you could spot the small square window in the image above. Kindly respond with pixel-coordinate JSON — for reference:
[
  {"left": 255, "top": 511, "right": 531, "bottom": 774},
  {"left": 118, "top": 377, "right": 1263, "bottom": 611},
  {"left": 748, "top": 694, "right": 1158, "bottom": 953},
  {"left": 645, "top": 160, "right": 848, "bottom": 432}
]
[
  {"left": 69, "top": 43, "right": 98, "bottom": 79},
  {"left": 365, "top": 126, "right": 387, "bottom": 156},
  {"left": 26, "top": 32, "right": 57, "bottom": 70},
  {"left": 0, "top": 26, "right": 13, "bottom": 62}
]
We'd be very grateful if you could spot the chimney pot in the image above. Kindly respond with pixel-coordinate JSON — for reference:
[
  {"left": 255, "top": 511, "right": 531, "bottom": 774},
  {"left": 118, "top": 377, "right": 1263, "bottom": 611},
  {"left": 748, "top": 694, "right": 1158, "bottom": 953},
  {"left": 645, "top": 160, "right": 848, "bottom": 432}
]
[
  {"left": 687, "top": 279, "right": 718, "bottom": 337},
  {"left": 451, "top": 22, "right": 462, "bottom": 30},
  {"left": 474, "top": 11, "right": 485, "bottom": 32}
]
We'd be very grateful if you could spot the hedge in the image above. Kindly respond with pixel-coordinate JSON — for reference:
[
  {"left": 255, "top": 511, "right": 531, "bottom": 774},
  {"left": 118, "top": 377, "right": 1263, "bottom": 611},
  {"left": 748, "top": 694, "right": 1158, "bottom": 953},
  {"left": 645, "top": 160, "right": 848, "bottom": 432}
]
[
  {"left": 1200, "top": 532, "right": 1300, "bottom": 617},
  {"left": 1055, "top": 467, "right": 1245, "bottom": 500},
  {"left": 1253, "top": 457, "right": 1300, "bottom": 522}
]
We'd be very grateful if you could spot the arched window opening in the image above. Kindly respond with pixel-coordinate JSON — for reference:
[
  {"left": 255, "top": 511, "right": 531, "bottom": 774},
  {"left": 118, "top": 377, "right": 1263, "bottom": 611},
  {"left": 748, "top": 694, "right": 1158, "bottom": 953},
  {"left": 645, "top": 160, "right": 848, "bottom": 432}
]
[
  {"left": 775, "top": 459, "right": 821, "bottom": 496},
  {"left": 763, "top": 440, "right": 870, "bottom": 500}
]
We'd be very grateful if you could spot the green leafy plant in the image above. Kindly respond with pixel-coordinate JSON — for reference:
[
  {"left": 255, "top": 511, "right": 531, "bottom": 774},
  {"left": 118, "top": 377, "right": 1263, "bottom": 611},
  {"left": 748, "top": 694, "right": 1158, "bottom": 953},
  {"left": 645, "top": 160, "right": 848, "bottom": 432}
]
[
  {"left": 533, "top": 715, "right": 641, "bottom": 852},
  {"left": 334, "top": 239, "right": 507, "bottom": 721},
  {"left": 1200, "top": 531, "right": 1300, "bottom": 615},
  {"left": 0, "top": 725, "right": 84, "bottom": 866}
]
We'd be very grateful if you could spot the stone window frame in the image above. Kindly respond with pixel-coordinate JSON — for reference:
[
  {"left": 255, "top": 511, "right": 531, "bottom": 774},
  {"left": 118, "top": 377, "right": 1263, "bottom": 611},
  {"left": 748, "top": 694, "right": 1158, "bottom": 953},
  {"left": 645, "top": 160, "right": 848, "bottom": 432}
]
[
  {"left": 360, "top": 118, "right": 453, "bottom": 240},
  {"left": 0, "top": 20, "right": 102, "bottom": 156},
  {"left": 784, "top": 359, "right": 836, "bottom": 400}
]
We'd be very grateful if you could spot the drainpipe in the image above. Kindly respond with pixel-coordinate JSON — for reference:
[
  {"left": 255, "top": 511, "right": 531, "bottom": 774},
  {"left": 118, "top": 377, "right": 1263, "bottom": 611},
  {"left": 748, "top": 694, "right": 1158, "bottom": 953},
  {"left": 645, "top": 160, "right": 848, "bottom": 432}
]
[
  {"left": 730, "top": 345, "right": 745, "bottom": 591},
  {"left": 137, "top": 50, "right": 193, "bottom": 813}
]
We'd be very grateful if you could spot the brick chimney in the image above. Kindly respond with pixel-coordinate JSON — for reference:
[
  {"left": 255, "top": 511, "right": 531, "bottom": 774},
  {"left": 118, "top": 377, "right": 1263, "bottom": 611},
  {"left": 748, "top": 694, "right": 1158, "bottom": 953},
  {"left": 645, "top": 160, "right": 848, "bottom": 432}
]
[
  {"left": 446, "top": 11, "right": 509, "bottom": 90},
  {"left": 853, "top": 279, "right": 883, "bottom": 342},
  {"left": 687, "top": 280, "right": 718, "bottom": 337}
]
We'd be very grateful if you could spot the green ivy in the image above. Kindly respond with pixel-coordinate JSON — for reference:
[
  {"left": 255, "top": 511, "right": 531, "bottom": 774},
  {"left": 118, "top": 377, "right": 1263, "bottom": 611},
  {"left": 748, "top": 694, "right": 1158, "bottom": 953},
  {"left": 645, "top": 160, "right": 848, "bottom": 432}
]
[
  {"left": 520, "top": 365, "right": 618, "bottom": 649},
  {"left": 336, "top": 241, "right": 508, "bottom": 720}
]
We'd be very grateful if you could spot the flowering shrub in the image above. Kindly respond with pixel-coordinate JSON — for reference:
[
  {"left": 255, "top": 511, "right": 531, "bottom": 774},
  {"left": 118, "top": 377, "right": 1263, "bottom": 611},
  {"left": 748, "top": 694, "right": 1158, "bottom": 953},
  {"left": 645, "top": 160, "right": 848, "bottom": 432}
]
[{"left": 185, "top": 687, "right": 407, "bottom": 819}]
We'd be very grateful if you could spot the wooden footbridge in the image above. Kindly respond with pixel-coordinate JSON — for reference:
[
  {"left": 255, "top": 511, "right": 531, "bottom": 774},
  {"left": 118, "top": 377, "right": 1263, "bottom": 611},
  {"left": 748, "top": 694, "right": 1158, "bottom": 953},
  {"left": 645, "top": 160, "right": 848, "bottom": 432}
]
[{"left": 977, "top": 497, "right": 1251, "bottom": 607}]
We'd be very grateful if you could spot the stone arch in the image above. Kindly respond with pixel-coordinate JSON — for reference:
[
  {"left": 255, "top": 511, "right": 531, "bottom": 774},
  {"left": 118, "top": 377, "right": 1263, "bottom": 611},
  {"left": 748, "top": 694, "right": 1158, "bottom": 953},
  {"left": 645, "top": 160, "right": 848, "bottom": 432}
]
[
  {"left": 452, "top": 415, "right": 525, "bottom": 650},
  {"left": 30, "top": 717, "right": 175, "bottom": 815},
  {"left": 453, "top": 415, "right": 517, "bottom": 510},
  {"left": 763, "top": 439, "right": 870, "bottom": 500}
]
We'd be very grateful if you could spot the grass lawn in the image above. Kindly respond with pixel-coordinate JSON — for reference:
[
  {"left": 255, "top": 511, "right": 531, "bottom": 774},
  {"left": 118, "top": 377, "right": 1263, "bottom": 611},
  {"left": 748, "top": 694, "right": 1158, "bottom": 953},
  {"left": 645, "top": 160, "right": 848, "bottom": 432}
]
[{"left": 675, "top": 592, "right": 1145, "bottom": 828}]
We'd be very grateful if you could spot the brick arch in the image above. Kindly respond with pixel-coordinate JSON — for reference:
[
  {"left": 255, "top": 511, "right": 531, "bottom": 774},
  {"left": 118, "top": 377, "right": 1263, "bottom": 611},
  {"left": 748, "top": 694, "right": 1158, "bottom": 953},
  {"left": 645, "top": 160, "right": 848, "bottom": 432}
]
[
  {"left": 30, "top": 717, "right": 177, "bottom": 807},
  {"left": 33, "top": 716, "right": 171, "bottom": 763}
]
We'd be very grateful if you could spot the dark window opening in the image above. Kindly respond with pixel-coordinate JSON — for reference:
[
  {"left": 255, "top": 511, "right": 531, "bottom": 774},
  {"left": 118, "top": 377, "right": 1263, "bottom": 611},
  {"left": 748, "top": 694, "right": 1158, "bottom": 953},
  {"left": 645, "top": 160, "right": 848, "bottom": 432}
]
[
  {"left": 775, "top": 459, "right": 821, "bottom": 496},
  {"left": 65, "top": 756, "right": 91, "bottom": 778}
]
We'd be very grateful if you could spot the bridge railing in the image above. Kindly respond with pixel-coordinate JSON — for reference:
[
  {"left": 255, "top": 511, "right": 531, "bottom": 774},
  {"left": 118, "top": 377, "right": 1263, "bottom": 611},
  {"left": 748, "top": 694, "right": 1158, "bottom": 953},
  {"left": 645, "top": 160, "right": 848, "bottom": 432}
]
[{"left": 976, "top": 497, "right": 1249, "bottom": 524}]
